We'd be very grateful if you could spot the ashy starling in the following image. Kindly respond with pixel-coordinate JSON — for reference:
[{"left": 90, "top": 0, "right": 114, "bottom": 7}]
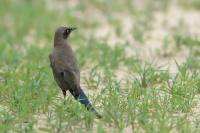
[{"left": 49, "top": 26, "right": 101, "bottom": 118}]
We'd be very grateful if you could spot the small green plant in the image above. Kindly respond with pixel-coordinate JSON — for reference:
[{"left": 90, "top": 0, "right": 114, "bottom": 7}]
[{"left": 0, "top": 0, "right": 200, "bottom": 132}]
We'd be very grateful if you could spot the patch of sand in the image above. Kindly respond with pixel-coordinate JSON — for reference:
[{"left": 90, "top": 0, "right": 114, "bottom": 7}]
[{"left": 34, "top": 0, "right": 200, "bottom": 131}]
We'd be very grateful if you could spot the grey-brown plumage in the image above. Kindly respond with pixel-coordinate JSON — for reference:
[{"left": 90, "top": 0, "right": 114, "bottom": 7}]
[
  {"left": 49, "top": 27, "right": 80, "bottom": 97},
  {"left": 49, "top": 26, "right": 101, "bottom": 118}
]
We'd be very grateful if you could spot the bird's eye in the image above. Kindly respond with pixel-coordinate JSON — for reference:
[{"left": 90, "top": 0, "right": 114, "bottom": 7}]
[{"left": 64, "top": 29, "right": 69, "bottom": 35}]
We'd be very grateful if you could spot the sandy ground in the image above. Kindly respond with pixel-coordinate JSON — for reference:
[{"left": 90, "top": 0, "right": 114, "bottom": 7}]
[
  {"left": 1, "top": 0, "right": 199, "bottom": 132},
  {"left": 45, "top": 0, "right": 200, "bottom": 75},
  {"left": 32, "top": 0, "right": 200, "bottom": 132},
  {"left": 46, "top": 0, "right": 200, "bottom": 74}
]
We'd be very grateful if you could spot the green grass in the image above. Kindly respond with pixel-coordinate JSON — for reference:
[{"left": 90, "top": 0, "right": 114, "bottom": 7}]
[{"left": 0, "top": 0, "right": 200, "bottom": 133}]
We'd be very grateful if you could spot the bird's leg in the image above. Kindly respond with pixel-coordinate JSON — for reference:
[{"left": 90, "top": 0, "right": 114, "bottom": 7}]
[{"left": 62, "top": 90, "right": 66, "bottom": 104}]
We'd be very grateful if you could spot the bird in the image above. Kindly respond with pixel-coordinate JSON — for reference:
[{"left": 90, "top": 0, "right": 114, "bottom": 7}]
[{"left": 49, "top": 26, "right": 101, "bottom": 119}]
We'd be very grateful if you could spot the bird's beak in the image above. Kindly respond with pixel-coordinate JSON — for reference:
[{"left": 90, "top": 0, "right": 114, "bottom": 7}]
[{"left": 70, "top": 27, "right": 77, "bottom": 31}]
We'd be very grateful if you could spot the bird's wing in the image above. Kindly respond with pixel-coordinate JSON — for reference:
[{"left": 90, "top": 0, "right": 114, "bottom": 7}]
[
  {"left": 49, "top": 53, "right": 79, "bottom": 93},
  {"left": 62, "top": 68, "right": 79, "bottom": 88}
]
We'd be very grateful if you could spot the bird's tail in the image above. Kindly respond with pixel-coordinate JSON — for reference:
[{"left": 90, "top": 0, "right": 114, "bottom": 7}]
[{"left": 69, "top": 88, "right": 102, "bottom": 119}]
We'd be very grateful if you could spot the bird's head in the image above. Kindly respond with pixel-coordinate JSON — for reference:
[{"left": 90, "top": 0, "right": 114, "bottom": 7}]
[{"left": 55, "top": 26, "right": 77, "bottom": 40}]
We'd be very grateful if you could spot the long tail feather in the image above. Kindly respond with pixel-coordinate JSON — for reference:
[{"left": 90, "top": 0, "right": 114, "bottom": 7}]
[{"left": 69, "top": 88, "right": 102, "bottom": 119}]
